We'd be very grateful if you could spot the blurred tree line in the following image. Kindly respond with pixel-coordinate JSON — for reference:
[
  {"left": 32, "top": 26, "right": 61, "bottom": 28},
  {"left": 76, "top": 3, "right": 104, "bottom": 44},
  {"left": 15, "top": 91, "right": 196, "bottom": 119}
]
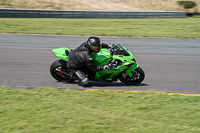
[{"left": 177, "top": 1, "right": 198, "bottom": 12}]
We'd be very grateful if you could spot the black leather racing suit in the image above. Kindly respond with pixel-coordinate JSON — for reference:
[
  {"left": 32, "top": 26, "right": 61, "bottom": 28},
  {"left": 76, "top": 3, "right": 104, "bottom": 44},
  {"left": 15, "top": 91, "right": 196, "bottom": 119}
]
[{"left": 67, "top": 42, "right": 110, "bottom": 86}]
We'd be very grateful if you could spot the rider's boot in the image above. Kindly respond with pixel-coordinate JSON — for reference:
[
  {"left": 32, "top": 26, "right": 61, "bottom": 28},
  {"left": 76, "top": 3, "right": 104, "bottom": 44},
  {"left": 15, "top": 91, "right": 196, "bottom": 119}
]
[{"left": 74, "top": 70, "right": 90, "bottom": 87}]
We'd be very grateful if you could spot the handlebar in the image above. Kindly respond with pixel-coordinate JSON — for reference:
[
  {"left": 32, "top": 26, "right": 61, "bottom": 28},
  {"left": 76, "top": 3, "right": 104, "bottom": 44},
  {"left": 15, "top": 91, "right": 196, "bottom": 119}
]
[
  {"left": 109, "top": 44, "right": 121, "bottom": 67},
  {"left": 110, "top": 44, "right": 120, "bottom": 57}
]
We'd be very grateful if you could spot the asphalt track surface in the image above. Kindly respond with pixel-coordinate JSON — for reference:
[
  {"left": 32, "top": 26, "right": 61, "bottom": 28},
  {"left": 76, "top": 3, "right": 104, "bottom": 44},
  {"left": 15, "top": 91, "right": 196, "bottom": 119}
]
[{"left": 0, "top": 33, "right": 200, "bottom": 94}]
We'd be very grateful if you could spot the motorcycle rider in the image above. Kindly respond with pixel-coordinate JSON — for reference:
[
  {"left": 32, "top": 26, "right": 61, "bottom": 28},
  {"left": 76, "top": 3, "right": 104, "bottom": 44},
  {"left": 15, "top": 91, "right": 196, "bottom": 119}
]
[{"left": 67, "top": 36, "right": 112, "bottom": 87}]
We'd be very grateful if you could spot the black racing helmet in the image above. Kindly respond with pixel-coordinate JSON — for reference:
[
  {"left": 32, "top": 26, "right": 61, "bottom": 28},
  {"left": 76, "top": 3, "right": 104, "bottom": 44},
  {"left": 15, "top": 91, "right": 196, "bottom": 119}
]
[{"left": 87, "top": 37, "right": 101, "bottom": 53}]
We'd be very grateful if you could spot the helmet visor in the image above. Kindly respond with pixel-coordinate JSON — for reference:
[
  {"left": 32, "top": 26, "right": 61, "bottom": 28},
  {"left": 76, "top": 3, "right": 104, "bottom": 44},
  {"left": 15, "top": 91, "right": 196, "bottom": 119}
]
[{"left": 91, "top": 45, "right": 101, "bottom": 53}]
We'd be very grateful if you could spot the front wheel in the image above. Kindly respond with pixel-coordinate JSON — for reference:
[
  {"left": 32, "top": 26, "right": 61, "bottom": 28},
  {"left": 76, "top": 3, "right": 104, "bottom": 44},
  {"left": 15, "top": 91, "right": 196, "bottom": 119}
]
[
  {"left": 119, "top": 67, "right": 145, "bottom": 85},
  {"left": 50, "top": 60, "right": 75, "bottom": 83}
]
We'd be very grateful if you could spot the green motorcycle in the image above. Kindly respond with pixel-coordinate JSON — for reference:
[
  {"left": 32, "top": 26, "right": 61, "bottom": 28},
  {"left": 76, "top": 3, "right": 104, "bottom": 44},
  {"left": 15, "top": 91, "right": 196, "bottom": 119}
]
[{"left": 50, "top": 44, "right": 145, "bottom": 85}]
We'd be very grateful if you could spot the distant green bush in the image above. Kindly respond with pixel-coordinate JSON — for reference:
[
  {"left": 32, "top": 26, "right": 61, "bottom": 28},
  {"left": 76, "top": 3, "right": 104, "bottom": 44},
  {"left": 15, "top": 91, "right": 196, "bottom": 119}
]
[{"left": 178, "top": 1, "right": 197, "bottom": 9}]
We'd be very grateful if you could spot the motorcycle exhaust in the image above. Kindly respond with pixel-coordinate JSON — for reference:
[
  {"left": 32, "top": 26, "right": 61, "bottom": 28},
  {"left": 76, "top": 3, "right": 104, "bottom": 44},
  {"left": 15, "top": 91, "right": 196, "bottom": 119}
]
[{"left": 55, "top": 68, "right": 76, "bottom": 80}]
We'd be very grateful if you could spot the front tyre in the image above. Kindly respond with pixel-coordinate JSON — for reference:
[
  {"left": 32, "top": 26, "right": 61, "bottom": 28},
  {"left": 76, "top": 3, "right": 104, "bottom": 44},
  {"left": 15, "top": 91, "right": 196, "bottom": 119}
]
[
  {"left": 119, "top": 67, "right": 145, "bottom": 85},
  {"left": 50, "top": 60, "right": 75, "bottom": 83}
]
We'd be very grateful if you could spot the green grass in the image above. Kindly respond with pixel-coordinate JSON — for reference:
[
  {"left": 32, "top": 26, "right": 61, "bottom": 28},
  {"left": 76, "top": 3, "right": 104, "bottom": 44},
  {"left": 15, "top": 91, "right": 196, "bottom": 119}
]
[
  {"left": 0, "top": 18, "right": 200, "bottom": 38},
  {"left": 0, "top": 87, "right": 200, "bottom": 133}
]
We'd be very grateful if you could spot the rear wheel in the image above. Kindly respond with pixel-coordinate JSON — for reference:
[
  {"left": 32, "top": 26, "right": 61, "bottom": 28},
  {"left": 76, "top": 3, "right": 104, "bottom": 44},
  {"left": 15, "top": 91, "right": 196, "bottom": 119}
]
[
  {"left": 50, "top": 60, "right": 75, "bottom": 82},
  {"left": 119, "top": 67, "right": 145, "bottom": 85}
]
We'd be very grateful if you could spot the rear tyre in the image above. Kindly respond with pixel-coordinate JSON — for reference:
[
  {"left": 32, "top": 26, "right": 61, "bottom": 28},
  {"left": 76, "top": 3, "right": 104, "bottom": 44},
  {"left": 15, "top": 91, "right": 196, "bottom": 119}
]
[
  {"left": 50, "top": 60, "right": 75, "bottom": 82},
  {"left": 119, "top": 67, "right": 145, "bottom": 85}
]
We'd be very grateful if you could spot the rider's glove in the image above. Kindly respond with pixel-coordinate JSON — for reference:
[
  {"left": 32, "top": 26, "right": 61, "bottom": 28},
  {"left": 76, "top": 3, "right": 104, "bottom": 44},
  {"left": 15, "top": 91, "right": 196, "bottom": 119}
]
[
  {"left": 103, "top": 64, "right": 110, "bottom": 70},
  {"left": 97, "top": 64, "right": 111, "bottom": 71},
  {"left": 102, "top": 43, "right": 116, "bottom": 49},
  {"left": 108, "top": 44, "right": 114, "bottom": 48}
]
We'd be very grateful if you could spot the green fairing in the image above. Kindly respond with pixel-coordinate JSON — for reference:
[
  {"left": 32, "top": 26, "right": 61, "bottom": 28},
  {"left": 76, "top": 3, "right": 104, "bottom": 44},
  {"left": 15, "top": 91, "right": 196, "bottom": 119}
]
[
  {"left": 52, "top": 44, "right": 139, "bottom": 82},
  {"left": 94, "top": 68, "right": 125, "bottom": 81},
  {"left": 92, "top": 49, "right": 111, "bottom": 65}
]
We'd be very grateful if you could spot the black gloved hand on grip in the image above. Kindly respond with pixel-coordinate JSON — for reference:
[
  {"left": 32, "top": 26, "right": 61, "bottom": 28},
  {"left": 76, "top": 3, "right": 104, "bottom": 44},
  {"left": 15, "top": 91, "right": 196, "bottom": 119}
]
[
  {"left": 103, "top": 64, "right": 110, "bottom": 70},
  {"left": 97, "top": 64, "right": 111, "bottom": 71}
]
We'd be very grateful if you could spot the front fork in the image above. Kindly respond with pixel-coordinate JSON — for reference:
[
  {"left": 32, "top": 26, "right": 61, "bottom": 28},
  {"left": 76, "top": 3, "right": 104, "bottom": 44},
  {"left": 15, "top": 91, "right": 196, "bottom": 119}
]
[{"left": 126, "top": 64, "right": 139, "bottom": 78}]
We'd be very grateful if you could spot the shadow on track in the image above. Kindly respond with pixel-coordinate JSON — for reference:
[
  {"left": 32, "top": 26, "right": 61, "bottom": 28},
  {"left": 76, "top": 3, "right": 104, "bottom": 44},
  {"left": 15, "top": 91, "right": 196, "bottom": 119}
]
[
  {"left": 58, "top": 81, "right": 149, "bottom": 88},
  {"left": 90, "top": 81, "right": 149, "bottom": 87}
]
